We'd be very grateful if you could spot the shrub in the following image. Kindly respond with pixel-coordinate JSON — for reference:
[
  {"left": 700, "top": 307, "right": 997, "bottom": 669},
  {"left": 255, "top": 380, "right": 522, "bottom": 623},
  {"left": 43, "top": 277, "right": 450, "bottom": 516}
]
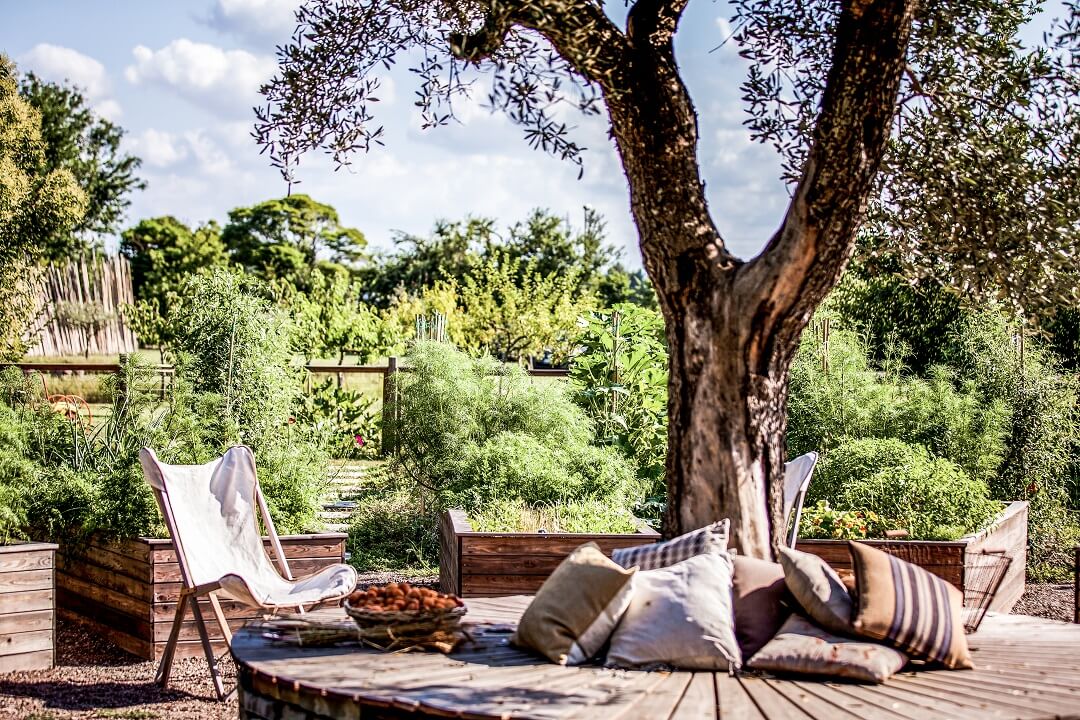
[
  {"left": 386, "top": 341, "right": 644, "bottom": 522},
  {"left": 347, "top": 488, "right": 437, "bottom": 572},
  {"left": 810, "top": 438, "right": 1001, "bottom": 540}
]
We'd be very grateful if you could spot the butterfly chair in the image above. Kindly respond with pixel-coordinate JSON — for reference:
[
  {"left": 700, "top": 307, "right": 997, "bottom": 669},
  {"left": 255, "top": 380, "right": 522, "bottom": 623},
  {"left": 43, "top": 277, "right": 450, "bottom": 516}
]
[
  {"left": 139, "top": 446, "right": 357, "bottom": 701},
  {"left": 782, "top": 451, "right": 819, "bottom": 549}
]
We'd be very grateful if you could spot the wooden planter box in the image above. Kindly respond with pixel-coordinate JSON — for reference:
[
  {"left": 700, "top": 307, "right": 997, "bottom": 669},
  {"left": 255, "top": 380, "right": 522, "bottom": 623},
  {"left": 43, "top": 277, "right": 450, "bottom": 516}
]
[
  {"left": 797, "top": 501, "right": 1028, "bottom": 613},
  {"left": 439, "top": 510, "right": 659, "bottom": 597},
  {"left": 0, "top": 542, "right": 57, "bottom": 672},
  {"left": 56, "top": 533, "right": 347, "bottom": 661}
]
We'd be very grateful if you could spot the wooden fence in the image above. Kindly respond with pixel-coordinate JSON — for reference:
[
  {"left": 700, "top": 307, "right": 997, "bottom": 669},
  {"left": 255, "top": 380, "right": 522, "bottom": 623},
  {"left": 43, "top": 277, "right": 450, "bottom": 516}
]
[{"left": 25, "top": 255, "right": 138, "bottom": 358}]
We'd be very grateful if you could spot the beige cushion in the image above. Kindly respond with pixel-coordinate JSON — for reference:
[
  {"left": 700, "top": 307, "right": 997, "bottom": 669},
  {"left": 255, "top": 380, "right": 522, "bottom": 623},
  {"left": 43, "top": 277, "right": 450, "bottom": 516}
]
[
  {"left": 606, "top": 553, "right": 741, "bottom": 671},
  {"left": 778, "top": 547, "right": 853, "bottom": 636},
  {"left": 848, "top": 541, "right": 973, "bottom": 669},
  {"left": 732, "top": 555, "right": 790, "bottom": 660},
  {"left": 512, "top": 542, "right": 635, "bottom": 665},
  {"left": 611, "top": 519, "right": 729, "bottom": 570},
  {"left": 748, "top": 614, "right": 907, "bottom": 683}
]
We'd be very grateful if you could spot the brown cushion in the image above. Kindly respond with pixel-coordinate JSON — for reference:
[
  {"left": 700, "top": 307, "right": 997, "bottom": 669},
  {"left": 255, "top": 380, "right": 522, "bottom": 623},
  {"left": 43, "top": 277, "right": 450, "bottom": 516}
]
[
  {"left": 848, "top": 541, "right": 973, "bottom": 669},
  {"left": 732, "top": 556, "right": 790, "bottom": 659},
  {"left": 778, "top": 546, "right": 854, "bottom": 636},
  {"left": 512, "top": 542, "right": 636, "bottom": 665},
  {"left": 748, "top": 614, "right": 907, "bottom": 683}
]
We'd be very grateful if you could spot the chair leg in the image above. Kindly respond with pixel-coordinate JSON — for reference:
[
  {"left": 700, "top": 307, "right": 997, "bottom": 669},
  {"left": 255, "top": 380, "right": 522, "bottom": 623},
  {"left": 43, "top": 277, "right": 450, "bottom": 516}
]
[
  {"left": 207, "top": 591, "right": 232, "bottom": 645},
  {"left": 155, "top": 593, "right": 187, "bottom": 687},
  {"left": 190, "top": 596, "right": 228, "bottom": 701}
]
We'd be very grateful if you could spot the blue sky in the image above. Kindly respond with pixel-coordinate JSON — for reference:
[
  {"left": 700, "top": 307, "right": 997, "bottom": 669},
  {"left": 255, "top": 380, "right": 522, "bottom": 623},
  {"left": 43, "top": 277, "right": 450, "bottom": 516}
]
[{"left": 0, "top": 1, "right": 1061, "bottom": 266}]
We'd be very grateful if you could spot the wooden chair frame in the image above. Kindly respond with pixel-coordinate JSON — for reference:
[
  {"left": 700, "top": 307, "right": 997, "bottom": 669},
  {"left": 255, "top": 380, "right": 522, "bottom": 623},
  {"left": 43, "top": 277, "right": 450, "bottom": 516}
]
[{"left": 150, "top": 475, "right": 298, "bottom": 702}]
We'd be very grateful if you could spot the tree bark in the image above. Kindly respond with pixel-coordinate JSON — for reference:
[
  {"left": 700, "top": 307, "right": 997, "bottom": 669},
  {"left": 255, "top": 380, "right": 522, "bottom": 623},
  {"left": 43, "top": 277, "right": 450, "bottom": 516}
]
[{"left": 596, "top": 0, "right": 916, "bottom": 557}]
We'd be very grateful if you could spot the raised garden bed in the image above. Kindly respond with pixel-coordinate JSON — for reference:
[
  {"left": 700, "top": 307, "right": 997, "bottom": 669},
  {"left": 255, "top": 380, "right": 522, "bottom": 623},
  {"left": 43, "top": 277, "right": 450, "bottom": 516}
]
[
  {"left": 0, "top": 541, "right": 58, "bottom": 672},
  {"left": 439, "top": 509, "right": 659, "bottom": 597},
  {"left": 56, "top": 533, "right": 347, "bottom": 661},
  {"left": 797, "top": 500, "right": 1028, "bottom": 613}
]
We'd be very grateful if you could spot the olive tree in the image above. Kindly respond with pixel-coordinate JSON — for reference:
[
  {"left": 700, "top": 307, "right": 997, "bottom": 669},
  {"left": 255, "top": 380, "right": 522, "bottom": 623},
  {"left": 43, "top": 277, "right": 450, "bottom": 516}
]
[{"left": 254, "top": 0, "right": 1076, "bottom": 557}]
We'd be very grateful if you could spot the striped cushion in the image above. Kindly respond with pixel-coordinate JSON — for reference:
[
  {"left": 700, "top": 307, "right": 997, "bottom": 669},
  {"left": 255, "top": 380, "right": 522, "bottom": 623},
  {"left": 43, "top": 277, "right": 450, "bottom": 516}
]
[
  {"left": 848, "top": 541, "right": 973, "bottom": 669},
  {"left": 611, "top": 520, "right": 729, "bottom": 571}
]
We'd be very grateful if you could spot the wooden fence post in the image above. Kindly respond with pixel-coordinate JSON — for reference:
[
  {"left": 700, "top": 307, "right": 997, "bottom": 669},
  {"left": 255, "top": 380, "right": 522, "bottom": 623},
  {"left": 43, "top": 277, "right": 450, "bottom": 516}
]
[{"left": 1074, "top": 545, "right": 1079, "bottom": 624}]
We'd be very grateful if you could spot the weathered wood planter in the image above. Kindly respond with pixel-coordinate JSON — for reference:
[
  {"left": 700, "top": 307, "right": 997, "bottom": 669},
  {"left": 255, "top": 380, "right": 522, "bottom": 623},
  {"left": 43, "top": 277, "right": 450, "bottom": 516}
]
[
  {"left": 0, "top": 542, "right": 58, "bottom": 672},
  {"left": 797, "top": 501, "right": 1028, "bottom": 613},
  {"left": 57, "top": 533, "right": 347, "bottom": 661},
  {"left": 439, "top": 510, "right": 659, "bottom": 597}
]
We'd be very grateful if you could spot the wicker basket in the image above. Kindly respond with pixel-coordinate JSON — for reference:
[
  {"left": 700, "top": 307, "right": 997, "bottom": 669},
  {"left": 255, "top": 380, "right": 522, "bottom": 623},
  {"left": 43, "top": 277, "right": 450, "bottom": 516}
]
[{"left": 343, "top": 601, "right": 468, "bottom": 650}]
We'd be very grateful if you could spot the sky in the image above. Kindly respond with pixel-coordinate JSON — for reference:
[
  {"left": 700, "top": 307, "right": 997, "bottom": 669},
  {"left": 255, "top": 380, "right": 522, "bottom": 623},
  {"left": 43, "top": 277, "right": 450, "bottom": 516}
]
[{"left": 0, "top": 1, "right": 1062, "bottom": 266}]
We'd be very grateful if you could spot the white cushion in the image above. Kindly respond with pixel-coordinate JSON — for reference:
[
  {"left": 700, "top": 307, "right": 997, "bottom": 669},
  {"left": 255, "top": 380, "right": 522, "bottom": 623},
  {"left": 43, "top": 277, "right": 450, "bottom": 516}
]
[{"left": 605, "top": 552, "right": 741, "bottom": 670}]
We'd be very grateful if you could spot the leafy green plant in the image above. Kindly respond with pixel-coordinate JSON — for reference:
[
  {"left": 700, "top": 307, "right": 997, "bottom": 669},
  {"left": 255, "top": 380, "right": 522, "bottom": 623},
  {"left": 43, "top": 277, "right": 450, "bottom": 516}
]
[
  {"left": 386, "top": 341, "right": 643, "bottom": 522},
  {"left": 571, "top": 304, "right": 668, "bottom": 490},
  {"left": 810, "top": 438, "right": 1001, "bottom": 540},
  {"left": 347, "top": 487, "right": 437, "bottom": 573},
  {"left": 471, "top": 498, "right": 640, "bottom": 534},
  {"left": 295, "top": 377, "right": 380, "bottom": 459},
  {"left": 798, "top": 501, "right": 890, "bottom": 540}
]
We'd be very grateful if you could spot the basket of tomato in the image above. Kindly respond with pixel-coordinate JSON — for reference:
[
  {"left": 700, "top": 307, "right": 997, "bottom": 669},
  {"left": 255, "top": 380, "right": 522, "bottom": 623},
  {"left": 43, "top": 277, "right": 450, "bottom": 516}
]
[{"left": 343, "top": 583, "right": 466, "bottom": 646}]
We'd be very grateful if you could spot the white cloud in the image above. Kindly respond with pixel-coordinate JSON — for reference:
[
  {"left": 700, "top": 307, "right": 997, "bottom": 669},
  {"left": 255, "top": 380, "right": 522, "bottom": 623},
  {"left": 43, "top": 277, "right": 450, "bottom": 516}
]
[
  {"left": 124, "top": 39, "right": 277, "bottom": 117},
  {"left": 127, "top": 129, "right": 188, "bottom": 168},
  {"left": 18, "top": 43, "right": 123, "bottom": 119},
  {"left": 205, "top": 0, "right": 302, "bottom": 46}
]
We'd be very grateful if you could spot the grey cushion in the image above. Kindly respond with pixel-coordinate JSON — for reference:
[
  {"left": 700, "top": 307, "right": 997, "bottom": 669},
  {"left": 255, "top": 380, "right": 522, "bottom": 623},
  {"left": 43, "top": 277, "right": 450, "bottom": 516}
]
[
  {"left": 777, "top": 546, "right": 853, "bottom": 635},
  {"left": 611, "top": 519, "right": 729, "bottom": 570}
]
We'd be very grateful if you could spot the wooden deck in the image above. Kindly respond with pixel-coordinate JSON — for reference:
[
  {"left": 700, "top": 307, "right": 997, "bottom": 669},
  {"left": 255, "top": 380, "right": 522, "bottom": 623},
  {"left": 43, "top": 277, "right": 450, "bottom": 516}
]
[{"left": 232, "top": 596, "right": 1080, "bottom": 720}]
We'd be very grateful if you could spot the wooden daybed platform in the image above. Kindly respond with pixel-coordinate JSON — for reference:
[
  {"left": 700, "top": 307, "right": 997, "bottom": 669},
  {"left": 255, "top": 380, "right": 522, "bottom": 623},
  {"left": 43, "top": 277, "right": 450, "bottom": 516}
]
[{"left": 232, "top": 596, "right": 1080, "bottom": 720}]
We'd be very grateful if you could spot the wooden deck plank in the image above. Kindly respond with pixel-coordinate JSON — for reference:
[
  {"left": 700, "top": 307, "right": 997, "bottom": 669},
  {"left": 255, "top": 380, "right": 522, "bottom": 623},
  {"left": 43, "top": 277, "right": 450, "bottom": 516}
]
[
  {"left": 862, "top": 678, "right": 1037, "bottom": 719},
  {"left": 737, "top": 676, "right": 815, "bottom": 720},
  {"left": 599, "top": 671, "right": 690, "bottom": 720},
  {"left": 786, "top": 681, "right": 919, "bottom": 720},
  {"left": 762, "top": 678, "right": 879, "bottom": 720},
  {"left": 668, "top": 673, "right": 716, "bottom": 720},
  {"left": 715, "top": 674, "right": 764, "bottom": 720},
  {"left": 895, "top": 672, "right": 1078, "bottom": 716}
]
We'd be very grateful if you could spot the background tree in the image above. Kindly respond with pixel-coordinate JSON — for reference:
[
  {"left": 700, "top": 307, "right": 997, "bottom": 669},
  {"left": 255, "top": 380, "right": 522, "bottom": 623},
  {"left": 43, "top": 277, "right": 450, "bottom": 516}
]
[
  {"left": 222, "top": 194, "right": 367, "bottom": 289},
  {"left": 20, "top": 73, "right": 144, "bottom": 257},
  {"left": 120, "top": 216, "right": 228, "bottom": 359},
  {"left": 254, "top": 0, "right": 1004, "bottom": 556},
  {"left": 0, "top": 56, "right": 86, "bottom": 361}
]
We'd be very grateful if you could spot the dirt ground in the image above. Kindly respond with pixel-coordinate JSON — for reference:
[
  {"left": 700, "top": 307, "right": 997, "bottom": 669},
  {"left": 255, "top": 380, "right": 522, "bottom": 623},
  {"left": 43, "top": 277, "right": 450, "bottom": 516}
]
[{"left": 0, "top": 579, "right": 1073, "bottom": 720}]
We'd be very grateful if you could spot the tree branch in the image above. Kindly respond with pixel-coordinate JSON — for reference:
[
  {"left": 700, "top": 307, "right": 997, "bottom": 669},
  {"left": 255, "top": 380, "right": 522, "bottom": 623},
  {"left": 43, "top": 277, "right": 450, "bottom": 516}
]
[
  {"left": 738, "top": 0, "right": 918, "bottom": 372},
  {"left": 627, "top": 0, "right": 691, "bottom": 50}
]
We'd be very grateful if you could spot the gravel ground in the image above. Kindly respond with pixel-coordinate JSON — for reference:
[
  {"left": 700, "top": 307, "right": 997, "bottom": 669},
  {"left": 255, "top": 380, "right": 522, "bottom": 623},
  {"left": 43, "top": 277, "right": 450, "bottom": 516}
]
[{"left": 0, "top": 576, "right": 1067, "bottom": 719}]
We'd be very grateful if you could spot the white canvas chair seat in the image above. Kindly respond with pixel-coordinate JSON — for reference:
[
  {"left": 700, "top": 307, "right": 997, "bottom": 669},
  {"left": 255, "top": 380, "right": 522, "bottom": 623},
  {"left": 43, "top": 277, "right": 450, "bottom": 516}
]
[
  {"left": 218, "top": 563, "right": 356, "bottom": 609},
  {"left": 139, "top": 445, "right": 357, "bottom": 700},
  {"left": 782, "top": 451, "right": 819, "bottom": 549}
]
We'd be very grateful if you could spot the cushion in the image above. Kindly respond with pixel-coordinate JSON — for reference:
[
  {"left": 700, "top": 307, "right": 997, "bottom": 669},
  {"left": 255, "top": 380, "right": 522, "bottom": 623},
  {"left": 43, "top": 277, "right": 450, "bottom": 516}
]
[
  {"left": 732, "top": 555, "right": 790, "bottom": 660},
  {"left": 848, "top": 541, "right": 973, "bottom": 669},
  {"left": 778, "top": 546, "right": 853, "bottom": 635},
  {"left": 611, "top": 519, "right": 729, "bottom": 570},
  {"left": 512, "top": 542, "right": 635, "bottom": 665},
  {"left": 748, "top": 614, "right": 907, "bottom": 683},
  {"left": 606, "top": 552, "right": 741, "bottom": 670}
]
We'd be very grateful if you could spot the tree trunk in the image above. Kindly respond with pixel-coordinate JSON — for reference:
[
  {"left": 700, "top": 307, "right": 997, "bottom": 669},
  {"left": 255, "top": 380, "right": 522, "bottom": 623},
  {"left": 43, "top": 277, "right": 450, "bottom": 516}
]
[{"left": 597, "top": 0, "right": 917, "bottom": 557}]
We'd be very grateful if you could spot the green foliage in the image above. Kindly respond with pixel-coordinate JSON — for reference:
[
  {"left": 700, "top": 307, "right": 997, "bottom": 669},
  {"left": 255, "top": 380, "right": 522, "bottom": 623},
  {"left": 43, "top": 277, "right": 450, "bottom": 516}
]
[
  {"left": 387, "top": 342, "right": 642, "bottom": 518},
  {"left": 276, "top": 270, "right": 390, "bottom": 362},
  {"left": 471, "top": 498, "right": 640, "bottom": 533},
  {"left": 810, "top": 438, "right": 1001, "bottom": 540},
  {"left": 347, "top": 486, "right": 437, "bottom": 572},
  {"left": 222, "top": 194, "right": 367, "bottom": 289},
  {"left": 19, "top": 72, "right": 144, "bottom": 251},
  {"left": 788, "top": 320, "right": 1009, "bottom": 487},
  {"left": 0, "top": 55, "right": 87, "bottom": 361},
  {"left": 570, "top": 304, "right": 668, "bottom": 493},
  {"left": 120, "top": 216, "right": 228, "bottom": 355},
  {"left": 797, "top": 501, "right": 890, "bottom": 541},
  {"left": 295, "top": 378, "right": 380, "bottom": 459},
  {"left": 455, "top": 251, "right": 591, "bottom": 363}
]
